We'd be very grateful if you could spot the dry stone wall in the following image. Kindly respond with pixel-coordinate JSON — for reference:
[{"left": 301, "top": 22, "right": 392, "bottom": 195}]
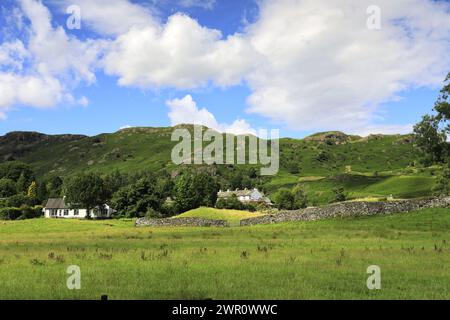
[
  {"left": 240, "top": 197, "right": 450, "bottom": 226},
  {"left": 136, "top": 217, "right": 229, "bottom": 227}
]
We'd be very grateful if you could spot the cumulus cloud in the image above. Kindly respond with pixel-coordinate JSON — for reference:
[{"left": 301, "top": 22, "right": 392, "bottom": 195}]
[
  {"left": 101, "top": 0, "right": 450, "bottom": 134},
  {"left": 61, "top": 0, "right": 159, "bottom": 36},
  {"left": 166, "top": 95, "right": 256, "bottom": 135},
  {"left": 0, "top": 40, "right": 28, "bottom": 70},
  {"left": 103, "top": 13, "right": 257, "bottom": 89},
  {"left": 245, "top": 0, "right": 450, "bottom": 133},
  {"left": 2, "top": 0, "right": 450, "bottom": 136},
  {"left": 0, "top": 0, "right": 105, "bottom": 118}
]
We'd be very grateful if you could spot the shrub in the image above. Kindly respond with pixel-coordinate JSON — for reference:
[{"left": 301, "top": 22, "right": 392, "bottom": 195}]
[
  {"left": 0, "top": 207, "right": 22, "bottom": 220},
  {"left": 5, "top": 194, "right": 30, "bottom": 207},
  {"left": 216, "top": 195, "right": 243, "bottom": 210},
  {"left": 0, "top": 178, "right": 17, "bottom": 197},
  {"left": 20, "top": 205, "right": 43, "bottom": 219},
  {"left": 333, "top": 186, "right": 347, "bottom": 202},
  {"left": 145, "top": 208, "right": 163, "bottom": 219},
  {"left": 160, "top": 202, "right": 178, "bottom": 217},
  {"left": 274, "top": 185, "right": 308, "bottom": 210},
  {"left": 274, "top": 189, "right": 295, "bottom": 210}
]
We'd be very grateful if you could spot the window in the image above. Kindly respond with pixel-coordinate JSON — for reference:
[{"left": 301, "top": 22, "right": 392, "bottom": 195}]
[
  {"left": 64, "top": 210, "right": 69, "bottom": 216},
  {"left": 74, "top": 209, "right": 79, "bottom": 216}
]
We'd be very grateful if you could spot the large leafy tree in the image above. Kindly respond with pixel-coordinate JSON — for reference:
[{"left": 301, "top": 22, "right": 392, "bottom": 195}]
[
  {"left": 64, "top": 173, "right": 109, "bottom": 218},
  {"left": 414, "top": 73, "right": 450, "bottom": 165},
  {"left": 174, "top": 171, "right": 219, "bottom": 213},
  {"left": 0, "top": 161, "right": 34, "bottom": 182},
  {"left": 0, "top": 178, "right": 17, "bottom": 198},
  {"left": 274, "top": 185, "right": 308, "bottom": 210},
  {"left": 273, "top": 188, "right": 295, "bottom": 210},
  {"left": 111, "top": 175, "right": 164, "bottom": 218}
]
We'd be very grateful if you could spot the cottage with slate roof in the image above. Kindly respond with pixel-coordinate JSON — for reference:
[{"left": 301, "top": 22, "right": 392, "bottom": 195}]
[
  {"left": 43, "top": 197, "right": 114, "bottom": 219},
  {"left": 217, "top": 188, "right": 272, "bottom": 205}
]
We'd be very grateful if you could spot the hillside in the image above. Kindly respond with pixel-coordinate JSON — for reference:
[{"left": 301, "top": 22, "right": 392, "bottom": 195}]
[
  {"left": 0, "top": 126, "right": 432, "bottom": 203},
  {"left": 0, "top": 131, "right": 86, "bottom": 162}
]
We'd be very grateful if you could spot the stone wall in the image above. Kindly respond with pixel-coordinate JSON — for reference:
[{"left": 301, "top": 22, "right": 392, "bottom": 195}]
[
  {"left": 240, "top": 197, "right": 450, "bottom": 226},
  {"left": 136, "top": 217, "right": 229, "bottom": 227}
]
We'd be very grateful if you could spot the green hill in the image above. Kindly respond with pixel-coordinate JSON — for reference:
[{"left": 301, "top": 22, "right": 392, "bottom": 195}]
[{"left": 0, "top": 126, "right": 432, "bottom": 203}]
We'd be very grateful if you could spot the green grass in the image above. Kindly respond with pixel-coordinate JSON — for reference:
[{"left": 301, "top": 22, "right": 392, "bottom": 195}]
[
  {"left": 0, "top": 209, "right": 449, "bottom": 299},
  {"left": 288, "top": 173, "right": 436, "bottom": 206},
  {"left": 174, "top": 207, "right": 265, "bottom": 226}
]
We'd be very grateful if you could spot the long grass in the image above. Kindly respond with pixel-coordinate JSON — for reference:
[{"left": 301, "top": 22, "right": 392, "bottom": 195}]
[{"left": 0, "top": 208, "right": 449, "bottom": 300}]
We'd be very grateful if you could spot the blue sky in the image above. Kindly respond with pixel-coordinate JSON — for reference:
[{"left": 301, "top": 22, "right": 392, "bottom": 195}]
[{"left": 0, "top": 0, "right": 449, "bottom": 138}]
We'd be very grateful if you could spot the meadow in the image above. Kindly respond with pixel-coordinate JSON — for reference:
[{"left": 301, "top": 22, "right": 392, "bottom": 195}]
[{"left": 0, "top": 208, "right": 449, "bottom": 300}]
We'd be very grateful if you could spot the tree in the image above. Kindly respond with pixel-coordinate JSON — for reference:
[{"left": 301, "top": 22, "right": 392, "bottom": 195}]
[
  {"left": 274, "top": 188, "right": 295, "bottom": 210},
  {"left": 64, "top": 173, "right": 109, "bottom": 218},
  {"left": 413, "top": 115, "right": 447, "bottom": 165},
  {"left": 333, "top": 186, "right": 346, "bottom": 202},
  {"left": 111, "top": 175, "right": 164, "bottom": 218},
  {"left": 0, "top": 178, "right": 17, "bottom": 197},
  {"left": 286, "top": 160, "right": 300, "bottom": 174},
  {"left": 27, "top": 181, "right": 38, "bottom": 199},
  {"left": 37, "top": 181, "right": 48, "bottom": 202},
  {"left": 414, "top": 73, "right": 450, "bottom": 165},
  {"left": 174, "top": 172, "right": 219, "bottom": 212},
  {"left": 16, "top": 172, "right": 28, "bottom": 193},
  {"left": 103, "top": 170, "right": 128, "bottom": 198},
  {"left": 432, "top": 166, "right": 450, "bottom": 196},
  {"left": 0, "top": 161, "right": 34, "bottom": 182},
  {"left": 47, "top": 176, "right": 63, "bottom": 198},
  {"left": 292, "top": 185, "right": 307, "bottom": 209},
  {"left": 216, "top": 194, "right": 242, "bottom": 210}
]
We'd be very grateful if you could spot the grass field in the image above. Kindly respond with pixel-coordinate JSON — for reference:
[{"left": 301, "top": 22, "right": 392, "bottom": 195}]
[
  {"left": 174, "top": 207, "right": 266, "bottom": 226},
  {"left": 0, "top": 208, "right": 449, "bottom": 300}
]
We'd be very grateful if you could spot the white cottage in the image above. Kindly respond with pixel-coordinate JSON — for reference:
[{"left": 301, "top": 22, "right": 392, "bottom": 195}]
[
  {"left": 43, "top": 197, "right": 114, "bottom": 219},
  {"left": 217, "top": 188, "right": 272, "bottom": 205}
]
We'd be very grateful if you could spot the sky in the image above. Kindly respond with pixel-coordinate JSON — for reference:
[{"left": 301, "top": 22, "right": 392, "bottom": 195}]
[{"left": 0, "top": 0, "right": 449, "bottom": 138}]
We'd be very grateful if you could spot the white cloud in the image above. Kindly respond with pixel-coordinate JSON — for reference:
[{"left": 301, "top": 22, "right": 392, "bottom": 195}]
[
  {"left": 2, "top": 0, "right": 450, "bottom": 136},
  {"left": 178, "top": 0, "right": 217, "bottom": 10},
  {"left": 60, "top": 0, "right": 159, "bottom": 36},
  {"left": 244, "top": 0, "right": 450, "bottom": 132},
  {"left": 101, "top": 0, "right": 450, "bottom": 134},
  {"left": 20, "top": 0, "right": 107, "bottom": 84},
  {"left": 77, "top": 96, "right": 89, "bottom": 107},
  {"left": 119, "top": 124, "right": 133, "bottom": 130},
  {"left": 0, "top": 40, "right": 28, "bottom": 70},
  {"left": 0, "top": 0, "right": 106, "bottom": 119},
  {"left": 166, "top": 95, "right": 256, "bottom": 135},
  {"left": 103, "top": 13, "right": 257, "bottom": 89},
  {"left": 0, "top": 72, "right": 64, "bottom": 110}
]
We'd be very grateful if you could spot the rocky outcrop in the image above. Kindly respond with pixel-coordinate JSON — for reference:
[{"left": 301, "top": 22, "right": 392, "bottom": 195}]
[
  {"left": 135, "top": 217, "right": 229, "bottom": 227},
  {"left": 240, "top": 197, "right": 450, "bottom": 226}
]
